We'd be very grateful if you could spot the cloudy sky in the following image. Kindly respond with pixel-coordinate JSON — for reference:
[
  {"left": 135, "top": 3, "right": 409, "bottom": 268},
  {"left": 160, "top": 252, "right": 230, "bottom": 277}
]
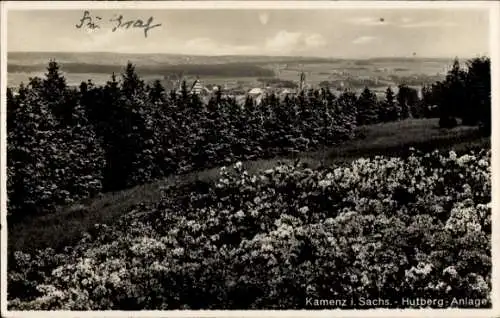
[{"left": 8, "top": 8, "right": 490, "bottom": 58}]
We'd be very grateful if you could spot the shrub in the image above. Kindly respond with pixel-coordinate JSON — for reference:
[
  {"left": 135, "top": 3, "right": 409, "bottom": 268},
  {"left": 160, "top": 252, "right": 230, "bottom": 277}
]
[{"left": 8, "top": 149, "right": 491, "bottom": 309}]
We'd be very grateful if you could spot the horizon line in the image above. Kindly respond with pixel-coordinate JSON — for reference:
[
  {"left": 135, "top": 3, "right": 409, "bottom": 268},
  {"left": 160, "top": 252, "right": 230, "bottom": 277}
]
[{"left": 7, "top": 51, "right": 489, "bottom": 61}]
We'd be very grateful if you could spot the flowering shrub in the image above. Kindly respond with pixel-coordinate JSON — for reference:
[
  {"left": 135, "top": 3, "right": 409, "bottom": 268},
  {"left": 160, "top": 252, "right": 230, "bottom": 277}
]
[{"left": 8, "top": 149, "right": 491, "bottom": 309}]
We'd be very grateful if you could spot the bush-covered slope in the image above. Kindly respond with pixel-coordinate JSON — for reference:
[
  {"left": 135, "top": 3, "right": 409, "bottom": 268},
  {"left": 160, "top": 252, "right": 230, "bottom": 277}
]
[{"left": 8, "top": 149, "right": 491, "bottom": 310}]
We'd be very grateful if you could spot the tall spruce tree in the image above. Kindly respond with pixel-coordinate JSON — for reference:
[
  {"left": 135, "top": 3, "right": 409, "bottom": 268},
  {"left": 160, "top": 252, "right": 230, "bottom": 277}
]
[
  {"left": 148, "top": 79, "right": 166, "bottom": 104},
  {"left": 465, "top": 57, "right": 490, "bottom": 131},
  {"left": 7, "top": 79, "right": 58, "bottom": 218},
  {"left": 119, "top": 63, "right": 163, "bottom": 186},
  {"left": 356, "top": 87, "right": 379, "bottom": 125},
  {"left": 436, "top": 58, "right": 467, "bottom": 128},
  {"left": 335, "top": 90, "right": 358, "bottom": 140},
  {"left": 397, "top": 84, "right": 411, "bottom": 120},
  {"left": 41, "top": 61, "right": 74, "bottom": 126},
  {"left": 382, "top": 86, "right": 399, "bottom": 122}
]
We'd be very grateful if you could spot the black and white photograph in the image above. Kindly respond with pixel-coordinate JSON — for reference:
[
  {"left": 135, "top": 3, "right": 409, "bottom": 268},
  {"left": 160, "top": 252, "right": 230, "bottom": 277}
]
[{"left": 1, "top": 0, "right": 497, "bottom": 314}]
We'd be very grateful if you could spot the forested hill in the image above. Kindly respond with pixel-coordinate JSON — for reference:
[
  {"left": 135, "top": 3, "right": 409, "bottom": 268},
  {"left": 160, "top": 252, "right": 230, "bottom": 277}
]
[{"left": 8, "top": 51, "right": 455, "bottom": 67}]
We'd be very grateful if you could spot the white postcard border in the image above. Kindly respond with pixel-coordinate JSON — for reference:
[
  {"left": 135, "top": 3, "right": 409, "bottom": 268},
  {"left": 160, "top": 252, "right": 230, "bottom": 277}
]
[{"left": 1, "top": 1, "right": 499, "bottom": 317}]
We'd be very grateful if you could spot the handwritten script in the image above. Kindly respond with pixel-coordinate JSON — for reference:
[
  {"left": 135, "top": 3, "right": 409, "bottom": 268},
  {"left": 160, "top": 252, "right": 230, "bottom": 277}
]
[{"left": 76, "top": 11, "right": 162, "bottom": 38}]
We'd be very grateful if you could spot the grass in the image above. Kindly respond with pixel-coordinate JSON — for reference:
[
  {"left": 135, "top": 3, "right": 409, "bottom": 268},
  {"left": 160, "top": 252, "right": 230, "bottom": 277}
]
[{"left": 8, "top": 118, "right": 490, "bottom": 254}]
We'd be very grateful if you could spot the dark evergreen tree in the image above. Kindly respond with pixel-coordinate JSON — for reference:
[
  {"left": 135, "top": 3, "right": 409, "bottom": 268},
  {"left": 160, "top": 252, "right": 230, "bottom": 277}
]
[
  {"left": 356, "top": 87, "right": 379, "bottom": 125},
  {"left": 406, "top": 87, "right": 421, "bottom": 118},
  {"left": 397, "top": 84, "right": 411, "bottom": 120},
  {"left": 421, "top": 85, "right": 439, "bottom": 118},
  {"left": 119, "top": 63, "right": 164, "bottom": 186},
  {"left": 447, "top": 58, "right": 468, "bottom": 121},
  {"left": 41, "top": 60, "right": 77, "bottom": 126},
  {"left": 436, "top": 58, "right": 466, "bottom": 128},
  {"left": 148, "top": 79, "right": 166, "bottom": 103},
  {"left": 8, "top": 65, "right": 105, "bottom": 219},
  {"left": 7, "top": 85, "right": 53, "bottom": 218},
  {"left": 335, "top": 90, "right": 358, "bottom": 140},
  {"left": 121, "top": 62, "right": 145, "bottom": 98},
  {"left": 7, "top": 87, "right": 18, "bottom": 134},
  {"left": 381, "top": 86, "right": 399, "bottom": 122},
  {"left": 42, "top": 60, "right": 67, "bottom": 101},
  {"left": 464, "top": 57, "right": 490, "bottom": 132}
]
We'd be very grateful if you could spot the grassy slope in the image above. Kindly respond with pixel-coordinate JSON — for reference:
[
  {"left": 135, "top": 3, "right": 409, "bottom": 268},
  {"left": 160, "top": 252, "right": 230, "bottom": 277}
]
[{"left": 8, "top": 118, "right": 490, "bottom": 253}]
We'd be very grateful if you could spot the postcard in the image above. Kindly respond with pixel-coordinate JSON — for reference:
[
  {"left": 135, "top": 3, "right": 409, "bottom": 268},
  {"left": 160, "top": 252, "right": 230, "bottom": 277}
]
[{"left": 1, "top": 1, "right": 498, "bottom": 317}]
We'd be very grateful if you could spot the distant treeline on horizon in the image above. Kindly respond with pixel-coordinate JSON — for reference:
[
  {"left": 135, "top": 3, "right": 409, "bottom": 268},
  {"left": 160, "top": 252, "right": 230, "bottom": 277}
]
[{"left": 8, "top": 51, "right": 467, "bottom": 60}]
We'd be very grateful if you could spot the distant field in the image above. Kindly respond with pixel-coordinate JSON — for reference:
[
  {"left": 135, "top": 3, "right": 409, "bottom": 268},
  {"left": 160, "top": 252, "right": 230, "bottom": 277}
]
[{"left": 8, "top": 52, "right": 454, "bottom": 91}]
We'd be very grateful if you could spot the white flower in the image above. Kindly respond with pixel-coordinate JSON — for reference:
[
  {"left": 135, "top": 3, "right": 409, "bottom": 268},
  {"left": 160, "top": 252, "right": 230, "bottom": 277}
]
[
  {"left": 109, "top": 272, "right": 121, "bottom": 285},
  {"left": 325, "top": 217, "right": 335, "bottom": 225},
  {"left": 457, "top": 154, "right": 475, "bottom": 166},
  {"left": 235, "top": 210, "right": 245, "bottom": 218},
  {"left": 443, "top": 266, "right": 458, "bottom": 277},
  {"left": 172, "top": 247, "right": 185, "bottom": 257},
  {"left": 318, "top": 179, "right": 332, "bottom": 188},
  {"left": 449, "top": 150, "right": 457, "bottom": 161},
  {"left": 299, "top": 206, "right": 310, "bottom": 214},
  {"left": 261, "top": 243, "right": 274, "bottom": 252}
]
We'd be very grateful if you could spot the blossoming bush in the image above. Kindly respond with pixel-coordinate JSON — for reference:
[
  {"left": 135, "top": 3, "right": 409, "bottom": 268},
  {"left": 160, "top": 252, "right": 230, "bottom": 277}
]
[{"left": 8, "top": 149, "right": 491, "bottom": 309}]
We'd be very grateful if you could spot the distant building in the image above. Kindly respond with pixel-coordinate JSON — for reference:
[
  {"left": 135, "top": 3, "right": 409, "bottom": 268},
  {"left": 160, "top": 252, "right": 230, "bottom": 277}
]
[
  {"left": 171, "top": 77, "right": 211, "bottom": 97},
  {"left": 190, "top": 79, "right": 204, "bottom": 95},
  {"left": 248, "top": 87, "right": 264, "bottom": 105},
  {"left": 248, "top": 87, "right": 264, "bottom": 96},
  {"left": 279, "top": 88, "right": 296, "bottom": 99}
]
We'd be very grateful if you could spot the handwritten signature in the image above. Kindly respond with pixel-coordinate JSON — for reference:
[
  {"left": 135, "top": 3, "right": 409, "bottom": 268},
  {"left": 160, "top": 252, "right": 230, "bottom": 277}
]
[{"left": 76, "top": 11, "right": 162, "bottom": 38}]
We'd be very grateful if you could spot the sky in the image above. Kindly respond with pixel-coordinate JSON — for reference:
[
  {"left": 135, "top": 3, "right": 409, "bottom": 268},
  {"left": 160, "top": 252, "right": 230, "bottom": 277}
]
[{"left": 7, "top": 8, "right": 490, "bottom": 58}]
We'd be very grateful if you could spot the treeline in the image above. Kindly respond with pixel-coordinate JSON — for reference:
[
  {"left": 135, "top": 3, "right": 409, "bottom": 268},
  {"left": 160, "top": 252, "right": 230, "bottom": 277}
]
[
  {"left": 433, "top": 57, "right": 491, "bottom": 133},
  {"left": 321, "top": 56, "right": 491, "bottom": 130},
  {"left": 6, "top": 56, "right": 490, "bottom": 220},
  {"left": 353, "top": 84, "right": 431, "bottom": 125},
  {"left": 7, "top": 61, "right": 356, "bottom": 220}
]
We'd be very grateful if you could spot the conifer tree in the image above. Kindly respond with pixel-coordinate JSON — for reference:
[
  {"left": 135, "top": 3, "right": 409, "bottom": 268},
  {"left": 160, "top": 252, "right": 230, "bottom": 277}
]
[
  {"left": 356, "top": 87, "right": 379, "bottom": 125},
  {"left": 7, "top": 80, "right": 58, "bottom": 217},
  {"left": 42, "top": 60, "right": 75, "bottom": 126},
  {"left": 7, "top": 87, "right": 18, "bottom": 133},
  {"left": 397, "top": 84, "right": 411, "bottom": 120},
  {"left": 464, "top": 57, "right": 490, "bottom": 131},
  {"left": 121, "top": 62, "right": 145, "bottom": 98},
  {"left": 382, "top": 86, "right": 399, "bottom": 122},
  {"left": 148, "top": 79, "right": 166, "bottom": 103},
  {"left": 335, "top": 90, "right": 358, "bottom": 140},
  {"left": 119, "top": 63, "right": 161, "bottom": 186},
  {"left": 42, "top": 60, "right": 67, "bottom": 101},
  {"left": 421, "top": 85, "right": 438, "bottom": 118}
]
